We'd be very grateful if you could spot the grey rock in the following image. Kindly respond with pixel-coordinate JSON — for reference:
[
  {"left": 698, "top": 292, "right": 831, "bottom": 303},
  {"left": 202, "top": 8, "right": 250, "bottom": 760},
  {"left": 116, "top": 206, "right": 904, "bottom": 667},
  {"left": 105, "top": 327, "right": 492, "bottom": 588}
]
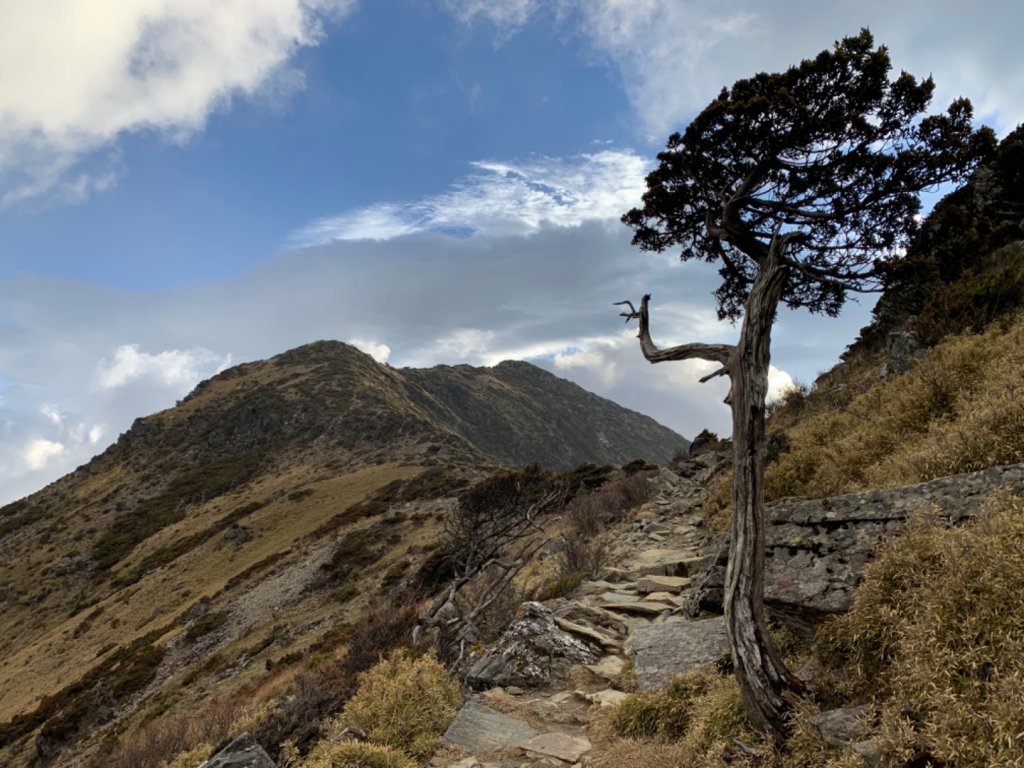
[
  {"left": 852, "top": 738, "right": 882, "bottom": 767},
  {"left": 808, "top": 705, "right": 871, "bottom": 747},
  {"left": 199, "top": 733, "right": 276, "bottom": 768},
  {"left": 630, "top": 617, "right": 729, "bottom": 690},
  {"left": 464, "top": 603, "right": 602, "bottom": 689},
  {"left": 442, "top": 700, "right": 541, "bottom": 753}
]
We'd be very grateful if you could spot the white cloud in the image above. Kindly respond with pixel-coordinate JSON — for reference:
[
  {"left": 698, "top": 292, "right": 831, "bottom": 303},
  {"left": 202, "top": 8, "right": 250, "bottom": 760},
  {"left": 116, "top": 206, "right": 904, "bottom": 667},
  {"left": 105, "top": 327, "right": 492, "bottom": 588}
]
[
  {"left": 348, "top": 339, "right": 391, "bottom": 362},
  {"left": 95, "top": 344, "right": 231, "bottom": 390},
  {"left": 290, "top": 149, "right": 650, "bottom": 245},
  {"left": 24, "top": 438, "right": 65, "bottom": 471},
  {"left": 444, "top": 1, "right": 1024, "bottom": 138},
  {"left": 443, "top": 0, "right": 540, "bottom": 29},
  {"left": 0, "top": 0, "right": 357, "bottom": 204}
]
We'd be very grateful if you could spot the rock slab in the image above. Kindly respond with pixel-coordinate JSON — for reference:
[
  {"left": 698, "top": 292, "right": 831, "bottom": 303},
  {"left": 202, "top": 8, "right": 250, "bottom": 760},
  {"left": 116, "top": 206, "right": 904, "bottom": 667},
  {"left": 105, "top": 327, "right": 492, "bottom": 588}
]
[
  {"left": 631, "top": 617, "right": 729, "bottom": 690},
  {"left": 199, "top": 733, "right": 276, "bottom": 768},
  {"left": 442, "top": 700, "right": 541, "bottom": 754},
  {"left": 514, "top": 732, "right": 592, "bottom": 763}
]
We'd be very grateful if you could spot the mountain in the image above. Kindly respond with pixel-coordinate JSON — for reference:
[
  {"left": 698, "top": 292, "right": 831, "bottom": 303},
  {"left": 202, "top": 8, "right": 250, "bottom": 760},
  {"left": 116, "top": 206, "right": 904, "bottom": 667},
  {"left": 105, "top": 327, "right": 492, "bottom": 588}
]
[{"left": 0, "top": 340, "right": 687, "bottom": 766}]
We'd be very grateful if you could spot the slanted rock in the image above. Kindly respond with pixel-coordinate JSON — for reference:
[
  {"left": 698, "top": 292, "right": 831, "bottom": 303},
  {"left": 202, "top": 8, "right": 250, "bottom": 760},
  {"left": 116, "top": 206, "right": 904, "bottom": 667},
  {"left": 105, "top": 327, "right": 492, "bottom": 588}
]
[
  {"left": 808, "top": 705, "right": 872, "bottom": 747},
  {"left": 199, "top": 733, "right": 275, "bottom": 768},
  {"left": 636, "top": 574, "right": 690, "bottom": 594},
  {"left": 630, "top": 617, "right": 728, "bottom": 690},
  {"left": 464, "top": 602, "right": 602, "bottom": 689},
  {"left": 442, "top": 700, "right": 541, "bottom": 753}
]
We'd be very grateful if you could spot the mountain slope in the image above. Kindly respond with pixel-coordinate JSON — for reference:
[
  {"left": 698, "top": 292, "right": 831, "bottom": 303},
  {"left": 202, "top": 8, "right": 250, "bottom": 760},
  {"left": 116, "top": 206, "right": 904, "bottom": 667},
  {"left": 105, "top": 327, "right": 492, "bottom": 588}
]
[{"left": 0, "top": 340, "right": 688, "bottom": 766}]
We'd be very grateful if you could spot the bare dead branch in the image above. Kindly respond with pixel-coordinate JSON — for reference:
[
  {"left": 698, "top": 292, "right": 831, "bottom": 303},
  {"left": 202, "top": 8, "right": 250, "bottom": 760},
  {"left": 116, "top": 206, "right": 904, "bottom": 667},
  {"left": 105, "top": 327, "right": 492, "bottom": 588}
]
[{"left": 617, "top": 295, "right": 735, "bottom": 369}]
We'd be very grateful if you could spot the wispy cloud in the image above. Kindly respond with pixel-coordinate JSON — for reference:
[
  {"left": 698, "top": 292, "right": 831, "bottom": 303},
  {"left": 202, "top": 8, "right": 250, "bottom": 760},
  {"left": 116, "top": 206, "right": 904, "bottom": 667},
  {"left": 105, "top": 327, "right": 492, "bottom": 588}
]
[
  {"left": 0, "top": 0, "right": 357, "bottom": 205},
  {"left": 290, "top": 149, "right": 650, "bottom": 245}
]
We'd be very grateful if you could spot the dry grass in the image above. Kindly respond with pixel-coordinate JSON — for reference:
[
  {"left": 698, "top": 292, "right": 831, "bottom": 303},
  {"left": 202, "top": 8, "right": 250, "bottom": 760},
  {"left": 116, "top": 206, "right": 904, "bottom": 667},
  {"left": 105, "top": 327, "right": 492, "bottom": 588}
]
[
  {"left": 0, "top": 464, "right": 417, "bottom": 726},
  {"left": 760, "top": 311, "right": 1024, "bottom": 502},
  {"left": 814, "top": 492, "right": 1024, "bottom": 766},
  {"left": 333, "top": 651, "right": 461, "bottom": 760}
]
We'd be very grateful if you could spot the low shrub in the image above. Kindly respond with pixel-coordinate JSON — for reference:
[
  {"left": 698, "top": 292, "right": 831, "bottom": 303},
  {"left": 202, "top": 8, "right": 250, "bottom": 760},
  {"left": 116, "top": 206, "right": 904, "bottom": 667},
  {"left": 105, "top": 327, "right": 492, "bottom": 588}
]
[{"left": 336, "top": 651, "right": 461, "bottom": 760}]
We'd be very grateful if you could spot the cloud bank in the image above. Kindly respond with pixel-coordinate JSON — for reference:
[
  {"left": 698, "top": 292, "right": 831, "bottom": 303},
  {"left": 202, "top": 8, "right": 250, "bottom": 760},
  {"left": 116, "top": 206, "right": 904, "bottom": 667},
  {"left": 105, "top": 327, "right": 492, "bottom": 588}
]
[{"left": 0, "top": 0, "right": 356, "bottom": 204}]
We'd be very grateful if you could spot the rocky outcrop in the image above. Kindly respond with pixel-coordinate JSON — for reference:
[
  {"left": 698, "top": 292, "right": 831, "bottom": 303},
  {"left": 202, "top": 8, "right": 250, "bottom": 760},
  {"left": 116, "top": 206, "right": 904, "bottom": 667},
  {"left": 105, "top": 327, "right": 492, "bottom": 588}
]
[
  {"left": 688, "top": 464, "right": 1024, "bottom": 634},
  {"left": 464, "top": 602, "right": 604, "bottom": 689}
]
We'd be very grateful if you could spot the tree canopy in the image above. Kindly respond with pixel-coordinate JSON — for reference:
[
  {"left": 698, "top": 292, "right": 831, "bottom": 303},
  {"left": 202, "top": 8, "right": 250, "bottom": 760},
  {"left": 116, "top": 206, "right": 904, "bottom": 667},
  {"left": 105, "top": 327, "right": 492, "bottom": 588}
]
[{"left": 623, "top": 28, "right": 995, "bottom": 321}]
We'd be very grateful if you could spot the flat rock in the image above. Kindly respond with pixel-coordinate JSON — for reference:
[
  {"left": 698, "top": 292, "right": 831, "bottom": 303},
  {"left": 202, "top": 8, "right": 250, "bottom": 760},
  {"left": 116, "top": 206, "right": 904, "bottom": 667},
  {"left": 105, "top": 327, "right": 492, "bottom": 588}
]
[
  {"left": 631, "top": 617, "right": 729, "bottom": 690},
  {"left": 514, "top": 733, "right": 592, "bottom": 763},
  {"left": 584, "top": 655, "right": 625, "bottom": 681},
  {"left": 642, "top": 591, "right": 682, "bottom": 606},
  {"left": 442, "top": 700, "right": 541, "bottom": 753},
  {"left": 598, "top": 600, "right": 667, "bottom": 616},
  {"left": 636, "top": 575, "right": 690, "bottom": 594},
  {"left": 598, "top": 591, "right": 640, "bottom": 603},
  {"left": 199, "top": 733, "right": 275, "bottom": 768}
]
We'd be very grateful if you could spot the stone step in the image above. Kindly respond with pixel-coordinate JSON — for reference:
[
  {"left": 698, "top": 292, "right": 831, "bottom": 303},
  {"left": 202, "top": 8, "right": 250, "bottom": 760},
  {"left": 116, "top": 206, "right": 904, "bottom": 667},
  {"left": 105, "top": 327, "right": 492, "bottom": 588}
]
[
  {"left": 636, "top": 574, "right": 691, "bottom": 594},
  {"left": 597, "top": 599, "right": 668, "bottom": 617}
]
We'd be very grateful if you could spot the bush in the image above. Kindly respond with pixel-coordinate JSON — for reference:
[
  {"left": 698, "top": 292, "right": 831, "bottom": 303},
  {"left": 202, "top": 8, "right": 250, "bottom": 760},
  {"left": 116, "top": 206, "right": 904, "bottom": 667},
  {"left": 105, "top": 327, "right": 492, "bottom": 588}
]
[
  {"left": 302, "top": 741, "right": 416, "bottom": 768},
  {"left": 815, "top": 494, "right": 1024, "bottom": 766},
  {"left": 336, "top": 652, "right": 460, "bottom": 760}
]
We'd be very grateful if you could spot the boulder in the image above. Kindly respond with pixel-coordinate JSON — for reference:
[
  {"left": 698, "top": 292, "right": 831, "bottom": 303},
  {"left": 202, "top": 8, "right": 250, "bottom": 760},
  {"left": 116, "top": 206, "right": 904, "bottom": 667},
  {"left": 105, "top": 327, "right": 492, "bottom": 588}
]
[
  {"left": 630, "top": 617, "right": 729, "bottom": 690},
  {"left": 199, "top": 733, "right": 276, "bottom": 768},
  {"left": 464, "top": 602, "right": 602, "bottom": 689},
  {"left": 808, "top": 705, "right": 872, "bottom": 747}
]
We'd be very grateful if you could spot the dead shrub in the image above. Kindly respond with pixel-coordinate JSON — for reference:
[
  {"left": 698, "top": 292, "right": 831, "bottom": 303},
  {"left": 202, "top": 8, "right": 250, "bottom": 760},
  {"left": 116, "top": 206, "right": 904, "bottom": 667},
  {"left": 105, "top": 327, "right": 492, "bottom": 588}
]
[{"left": 302, "top": 740, "right": 416, "bottom": 768}]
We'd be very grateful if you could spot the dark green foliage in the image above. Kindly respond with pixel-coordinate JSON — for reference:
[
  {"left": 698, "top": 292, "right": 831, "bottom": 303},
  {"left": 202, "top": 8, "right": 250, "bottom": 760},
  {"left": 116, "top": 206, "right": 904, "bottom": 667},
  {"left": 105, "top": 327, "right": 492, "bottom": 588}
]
[
  {"left": 559, "top": 463, "right": 614, "bottom": 495},
  {"left": 854, "top": 125, "right": 1024, "bottom": 352},
  {"left": 0, "top": 500, "right": 46, "bottom": 539},
  {"left": 117, "top": 498, "right": 272, "bottom": 587},
  {"left": 315, "top": 526, "right": 382, "bottom": 590},
  {"left": 185, "top": 610, "right": 229, "bottom": 642},
  {"left": 623, "top": 28, "right": 994, "bottom": 321},
  {"left": 92, "top": 451, "right": 265, "bottom": 572}
]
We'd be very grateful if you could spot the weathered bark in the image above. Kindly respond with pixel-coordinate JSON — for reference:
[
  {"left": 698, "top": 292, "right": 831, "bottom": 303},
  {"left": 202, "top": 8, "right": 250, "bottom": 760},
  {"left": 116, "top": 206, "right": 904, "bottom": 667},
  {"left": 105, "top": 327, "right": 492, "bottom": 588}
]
[
  {"left": 620, "top": 253, "right": 803, "bottom": 740},
  {"left": 723, "top": 255, "right": 802, "bottom": 740}
]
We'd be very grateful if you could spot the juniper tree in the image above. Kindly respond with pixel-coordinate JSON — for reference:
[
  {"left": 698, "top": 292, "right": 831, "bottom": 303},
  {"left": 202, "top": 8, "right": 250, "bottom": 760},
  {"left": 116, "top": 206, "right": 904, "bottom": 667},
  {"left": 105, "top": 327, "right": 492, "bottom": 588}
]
[{"left": 617, "top": 29, "right": 994, "bottom": 739}]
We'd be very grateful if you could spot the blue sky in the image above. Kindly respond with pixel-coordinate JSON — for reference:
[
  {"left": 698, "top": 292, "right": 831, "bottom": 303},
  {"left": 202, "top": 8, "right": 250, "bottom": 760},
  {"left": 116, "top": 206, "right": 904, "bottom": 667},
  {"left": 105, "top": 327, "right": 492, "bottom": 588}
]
[{"left": 1, "top": 0, "right": 1022, "bottom": 503}]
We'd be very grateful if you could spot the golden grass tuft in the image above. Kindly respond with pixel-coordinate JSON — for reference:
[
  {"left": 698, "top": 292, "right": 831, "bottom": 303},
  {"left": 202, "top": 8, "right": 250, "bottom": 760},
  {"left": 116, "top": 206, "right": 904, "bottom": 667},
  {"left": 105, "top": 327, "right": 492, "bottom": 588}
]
[
  {"left": 332, "top": 651, "right": 461, "bottom": 760},
  {"left": 301, "top": 740, "right": 417, "bottom": 768}
]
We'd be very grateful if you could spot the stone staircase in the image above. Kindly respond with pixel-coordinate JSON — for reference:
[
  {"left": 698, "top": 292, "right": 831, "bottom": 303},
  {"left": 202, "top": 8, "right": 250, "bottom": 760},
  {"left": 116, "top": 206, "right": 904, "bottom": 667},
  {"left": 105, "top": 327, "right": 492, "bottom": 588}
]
[{"left": 435, "top": 456, "right": 731, "bottom": 767}]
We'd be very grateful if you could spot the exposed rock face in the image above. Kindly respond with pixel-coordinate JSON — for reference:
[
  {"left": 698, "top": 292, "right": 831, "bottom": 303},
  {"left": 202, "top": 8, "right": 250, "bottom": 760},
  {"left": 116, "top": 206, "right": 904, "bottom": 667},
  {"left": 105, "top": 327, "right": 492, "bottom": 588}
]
[
  {"left": 629, "top": 618, "right": 729, "bottom": 690},
  {"left": 199, "top": 733, "right": 276, "bottom": 768},
  {"left": 464, "top": 602, "right": 603, "bottom": 689},
  {"left": 881, "top": 327, "right": 924, "bottom": 377},
  {"left": 688, "top": 464, "right": 1024, "bottom": 635}
]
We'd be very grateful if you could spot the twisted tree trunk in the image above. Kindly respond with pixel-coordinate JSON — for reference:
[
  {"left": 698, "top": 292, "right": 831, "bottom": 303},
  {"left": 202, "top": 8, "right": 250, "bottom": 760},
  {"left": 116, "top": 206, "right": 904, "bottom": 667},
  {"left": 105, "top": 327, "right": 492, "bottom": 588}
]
[{"left": 723, "top": 257, "right": 802, "bottom": 739}]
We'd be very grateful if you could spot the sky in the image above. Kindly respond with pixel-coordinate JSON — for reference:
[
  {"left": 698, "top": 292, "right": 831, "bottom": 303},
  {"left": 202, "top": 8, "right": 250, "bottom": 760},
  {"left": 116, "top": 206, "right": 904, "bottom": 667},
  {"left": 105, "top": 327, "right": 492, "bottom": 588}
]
[{"left": 1, "top": 1, "right": 1021, "bottom": 504}]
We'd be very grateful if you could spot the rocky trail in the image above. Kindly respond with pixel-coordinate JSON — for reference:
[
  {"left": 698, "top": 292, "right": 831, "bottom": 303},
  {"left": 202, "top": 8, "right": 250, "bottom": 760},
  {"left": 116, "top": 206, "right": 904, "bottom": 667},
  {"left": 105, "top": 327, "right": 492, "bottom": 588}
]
[{"left": 433, "top": 454, "right": 732, "bottom": 768}]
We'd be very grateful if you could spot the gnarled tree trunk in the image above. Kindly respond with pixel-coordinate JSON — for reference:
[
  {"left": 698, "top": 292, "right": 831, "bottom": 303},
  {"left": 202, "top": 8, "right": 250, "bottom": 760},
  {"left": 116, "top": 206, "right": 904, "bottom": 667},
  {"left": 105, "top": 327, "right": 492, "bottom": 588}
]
[{"left": 723, "top": 256, "right": 801, "bottom": 739}]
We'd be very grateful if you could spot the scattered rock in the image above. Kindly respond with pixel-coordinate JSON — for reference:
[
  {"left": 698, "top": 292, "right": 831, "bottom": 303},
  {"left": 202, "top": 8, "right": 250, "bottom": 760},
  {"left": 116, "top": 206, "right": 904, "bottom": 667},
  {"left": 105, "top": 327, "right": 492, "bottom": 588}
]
[
  {"left": 582, "top": 688, "right": 630, "bottom": 708},
  {"left": 630, "top": 617, "right": 729, "bottom": 690},
  {"left": 199, "top": 732, "right": 276, "bottom": 768},
  {"left": 442, "top": 700, "right": 541, "bottom": 754}
]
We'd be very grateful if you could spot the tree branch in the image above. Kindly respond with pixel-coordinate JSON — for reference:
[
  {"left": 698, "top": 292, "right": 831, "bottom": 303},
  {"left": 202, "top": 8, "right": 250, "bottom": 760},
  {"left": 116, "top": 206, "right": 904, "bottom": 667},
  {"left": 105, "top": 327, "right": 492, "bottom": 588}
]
[{"left": 616, "top": 295, "right": 734, "bottom": 368}]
